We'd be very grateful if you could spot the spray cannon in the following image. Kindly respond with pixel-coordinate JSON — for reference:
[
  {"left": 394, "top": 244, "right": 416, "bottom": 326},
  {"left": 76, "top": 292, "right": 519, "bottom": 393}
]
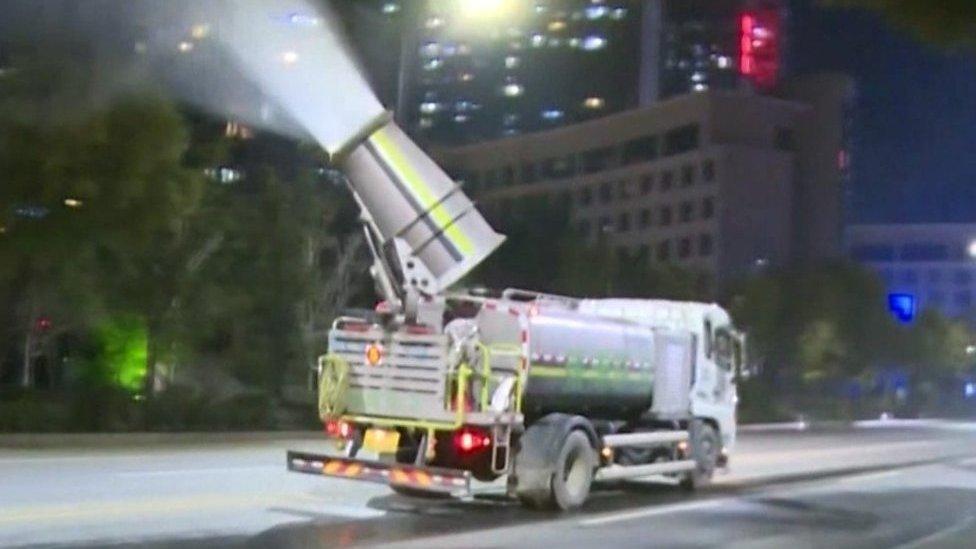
[{"left": 329, "top": 113, "right": 505, "bottom": 321}]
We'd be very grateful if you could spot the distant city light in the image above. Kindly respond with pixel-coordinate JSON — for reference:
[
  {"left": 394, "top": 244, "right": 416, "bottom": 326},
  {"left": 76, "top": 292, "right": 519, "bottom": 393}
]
[
  {"left": 423, "top": 58, "right": 444, "bottom": 71},
  {"left": 716, "top": 55, "right": 732, "bottom": 69},
  {"left": 693, "top": 83, "right": 708, "bottom": 92},
  {"left": 459, "top": 72, "right": 475, "bottom": 82},
  {"left": 281, "top": 51, "right": 299, "bottom": 65},
  {"left": 190, "top": 24, "right": 211, "bottom": 39},
  {"left": 504, "top": 55, "right": 520, "bottom": 69},
  {"left": 585, "top": 5, "right": 608, "bottom": 20},
  {"left": 0, "top": 226, "right": 7, "bottom": 235},
  {"left": 548, "top": 20, "right": 567, "bottom": 31},
  {"left": 425, "top": 16, "right": 444, "bottom": 29},
  {"left": 610, "top": 7, "right": 627, "bottom": 20},
  {"left": 888, "top": 293, "right": 917, "bottom": 323},
  {"left": 381, "top": 2, "right": 400, "bottom": 15},
  {"left": 63, "top": 198, "right": 83, "bottom": 208},
  {"left": 177, "top": 41, "right": 194, "bottom": 53},
  {"left": 966, "top": 345, "right": 976, "bottom": 356},
  {"left": 581, "top": 35, "right": 606, "bottom": 51},
  {"left": 582, "top": 96, "right": 605, "bottom": 109},
  {"left": 966, "top": 382, "right": 976, "bottom": 398},
  {"left": 288, "top": 13, "right": 321, "bottom": 27},
  {"left": 419, "top": 101, "right": 441, "bottom": 114},
  {"left": 530, "top": 34, "right": 546, "bottom": 48},
  {"left": 541, "top": 108, "right": 564, "bottom": 120},
  {"left": 967, "top": 239, "right": 976, "bottom": 259},
  {"left": 458, "top": 0, "right": 514, "bottom": 20},
  {"left": 502, "top": 83, "right": 524, "bottom": 97},
  {"left": 453, "top": 114, "right": 470, "bottom": 123}
]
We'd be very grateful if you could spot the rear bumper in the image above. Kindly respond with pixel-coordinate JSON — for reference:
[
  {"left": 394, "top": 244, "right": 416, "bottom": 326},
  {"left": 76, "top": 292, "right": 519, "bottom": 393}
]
[{"left": 286, "top": 450, "right": 472, "bottom": 497}]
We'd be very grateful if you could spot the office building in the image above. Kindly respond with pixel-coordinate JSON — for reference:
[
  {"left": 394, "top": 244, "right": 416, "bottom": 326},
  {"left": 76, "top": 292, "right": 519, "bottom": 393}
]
[
  {"left": 848, "top": 224, "right": 976, "bottom": 321},
  {"left": 358, "top": 0, "right": 787, "bottom": 145},
  {"left": 435, "top": 74, "right": 852, "bottom": 293}
]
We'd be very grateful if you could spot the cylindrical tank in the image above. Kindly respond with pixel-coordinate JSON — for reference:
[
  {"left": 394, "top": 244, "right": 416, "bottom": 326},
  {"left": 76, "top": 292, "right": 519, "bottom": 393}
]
[{"left": 478, "top": 302, "right": 658, "bottom": 419}]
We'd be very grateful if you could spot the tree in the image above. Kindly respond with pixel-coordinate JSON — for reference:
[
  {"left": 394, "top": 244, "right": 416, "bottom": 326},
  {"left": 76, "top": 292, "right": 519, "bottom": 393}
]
[{"left": 824, "top": 0, "right": 976, "bottom": 48}]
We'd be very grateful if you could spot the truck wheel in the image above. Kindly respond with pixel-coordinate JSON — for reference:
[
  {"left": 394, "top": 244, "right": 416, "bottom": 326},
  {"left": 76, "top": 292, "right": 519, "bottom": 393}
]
[
  {"left": 518, "top": 430, "right": 596, "bottom": 510},
  {"left": 680, "top": 421, "right": 719, "bottom": 492}
]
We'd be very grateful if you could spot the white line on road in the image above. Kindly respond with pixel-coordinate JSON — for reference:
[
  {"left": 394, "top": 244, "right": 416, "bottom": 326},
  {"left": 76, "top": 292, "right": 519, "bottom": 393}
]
[
  {"left": 116, "top": 465, "right": 274, "bottom": 477},
  {"left": 579, "top": 499, "right": 726, "bottom": 527}
]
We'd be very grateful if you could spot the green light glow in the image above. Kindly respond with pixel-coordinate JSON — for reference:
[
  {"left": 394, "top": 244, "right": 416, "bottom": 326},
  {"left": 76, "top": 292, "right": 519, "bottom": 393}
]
[{"left": 94, "top": 318, "right": 147, "bottom": 391}]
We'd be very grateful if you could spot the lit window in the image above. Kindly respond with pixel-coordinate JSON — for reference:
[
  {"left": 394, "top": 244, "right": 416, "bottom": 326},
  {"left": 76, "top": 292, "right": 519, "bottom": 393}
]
[
  {"left": 422, "top": 58, "right": 443, "bottom": 71},
  {"left": 419, "top": 101, "right": 441, "bottom": 114},
  {"left": 503, "top": 83, "right": 524, "bottom": 97},
  {"left": 541, "top": 109, "right": 564, "bottom": 120},
  {"left": 583, "top": 96, "right": 605, "bottom": 109},
  {"left": 548, "top": 20, "right": 566, "bottom": 31},
  {"left": 582, "top": 35, "right": 606, "bottom": 51},
  {"left": 585, "top": 6, "right": 608, "bottom": 19},
  {"left": 505, "top": 55, "right": 520, "bottom": 69}
]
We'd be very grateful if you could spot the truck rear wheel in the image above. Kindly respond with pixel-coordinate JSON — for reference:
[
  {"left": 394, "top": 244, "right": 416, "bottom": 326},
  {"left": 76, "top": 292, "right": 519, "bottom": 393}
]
[
  {"left": 680, "top": 420, "right": 719, "bottom": 491},
  {"left": 518, "top": 430, "right": 596, "bottom": 511}
]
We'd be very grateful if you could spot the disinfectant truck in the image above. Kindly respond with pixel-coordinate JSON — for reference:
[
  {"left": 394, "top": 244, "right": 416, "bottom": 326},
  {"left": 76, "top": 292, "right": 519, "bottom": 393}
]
[{"left": 286, "top": 112, "right": 744, "bottom": 510}]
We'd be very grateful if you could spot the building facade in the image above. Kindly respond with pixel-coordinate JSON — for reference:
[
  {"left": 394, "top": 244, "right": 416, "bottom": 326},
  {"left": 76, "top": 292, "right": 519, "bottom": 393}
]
[
  {"left": 355, "top": 0, "right": 787, "bottom": 145},
  {"left": 436, "top": 79, "right": 850, "bottom": 293},
  {"left": 848, "top": 224, "right": 976, "bottom": 321}
]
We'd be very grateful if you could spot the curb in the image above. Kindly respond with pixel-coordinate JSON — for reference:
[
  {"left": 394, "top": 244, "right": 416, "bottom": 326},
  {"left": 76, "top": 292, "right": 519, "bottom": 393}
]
[{"left": 0, "top": 430, "right": 322, "bottom": 450}]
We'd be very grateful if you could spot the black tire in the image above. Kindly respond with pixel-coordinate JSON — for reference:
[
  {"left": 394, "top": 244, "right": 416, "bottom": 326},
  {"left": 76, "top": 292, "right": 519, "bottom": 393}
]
[
  {"left": 518, "top": 430, "right": 596, "bottom": 510},
  {"left": 680, "top": 421, "right": 720, "bottom": 492}
]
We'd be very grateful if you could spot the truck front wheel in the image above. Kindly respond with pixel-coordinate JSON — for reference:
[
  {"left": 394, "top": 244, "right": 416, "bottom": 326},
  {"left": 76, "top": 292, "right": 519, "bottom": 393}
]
[{"left": 680, "top": 420, "right": 719, "bottom": 491}]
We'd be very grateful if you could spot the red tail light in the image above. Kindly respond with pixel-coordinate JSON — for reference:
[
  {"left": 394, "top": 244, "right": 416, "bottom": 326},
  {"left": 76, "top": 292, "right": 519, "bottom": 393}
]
[
  {"left": 325, "top": 420, "right": 354, "bottom": 439},
  {"left": 453, "top": 427, "right": 491, "bottom": 454}
]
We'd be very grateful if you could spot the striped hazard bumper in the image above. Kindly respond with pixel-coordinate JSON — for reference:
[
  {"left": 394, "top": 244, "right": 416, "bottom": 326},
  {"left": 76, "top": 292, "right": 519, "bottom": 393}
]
[{"left": 287, "top": 450, "right": 472, "bottom": 496}]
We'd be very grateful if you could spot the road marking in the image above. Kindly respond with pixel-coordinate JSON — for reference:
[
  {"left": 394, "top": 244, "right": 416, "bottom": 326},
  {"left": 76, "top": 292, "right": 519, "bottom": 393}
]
[
  {"left": 0, "top": 491, "right": 384, "bottom": 526},
  {"left": 834, "top": 470, "right": 902, "bottom": 485},
  {"left": 116, "top": 465, "right": 273, "bottom": 477},
  {"left": 579, "top": 499, "right": 725, "bottom": 527}
]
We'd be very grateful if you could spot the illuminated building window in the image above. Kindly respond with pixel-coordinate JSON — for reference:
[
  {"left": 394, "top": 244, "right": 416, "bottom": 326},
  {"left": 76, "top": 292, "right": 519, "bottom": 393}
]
[
  {"left": 583, "top": 96, "right": 605, "bottom": 109},
  {"left": 454, "top": 114, "right": 470, "bottom": 124},
  {"left": 419, "top": 101, "right": 441, "bottom": 114},
  {"left": 502, "top": 83, "right": 524, "bottom": 97},
  {"left": 582, "top": 35, "right": 606, "bottom": 51},
  {"left": 541, "top": 108, "right": 564, "bottom": 120},
  {"left": 611, "top": 8, "right": 627, "bottom": 20},
  {"left": 585, "top": 6, "right": 608, "bottom": 20},
  {"left": 422, "top": 58, "right": 443, "bottom": 71},
  {"left": 548, "top": 20, "right": 567, "bottom": 32}
]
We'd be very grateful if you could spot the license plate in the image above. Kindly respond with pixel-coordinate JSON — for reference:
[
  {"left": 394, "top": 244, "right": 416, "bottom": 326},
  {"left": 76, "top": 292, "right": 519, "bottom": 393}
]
[{"left": 363, "top": 428, "right": 400, "bottom": 454}]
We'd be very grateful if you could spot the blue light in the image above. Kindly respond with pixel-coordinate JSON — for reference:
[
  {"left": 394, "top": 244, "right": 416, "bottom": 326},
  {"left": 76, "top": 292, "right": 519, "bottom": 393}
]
[
  {"left": 965, "top": 382, "right": 975, "bottom": 399},
  {"left": 888, "top": 293, "right": 916, "bottom": 323}
]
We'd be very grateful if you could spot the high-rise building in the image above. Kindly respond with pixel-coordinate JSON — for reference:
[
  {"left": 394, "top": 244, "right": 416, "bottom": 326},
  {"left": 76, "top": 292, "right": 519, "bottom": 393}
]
[
  {"left": 434, "top": 73, "right": 852, "bottom": 294},
  {"left": 353, "top": 0, "right": 788, "bottom": 145}
]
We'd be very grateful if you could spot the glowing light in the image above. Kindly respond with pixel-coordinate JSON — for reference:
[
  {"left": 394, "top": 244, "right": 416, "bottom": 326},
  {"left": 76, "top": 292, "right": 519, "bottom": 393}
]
[
  {"left": 504, "top": 55, "right": 520, "bottom": 69},
  {"left": 63, "top": 198, "right": 83, "bottom": 208},
  {"left": 381, "top": 2, "right": 400, "bottom": 15},
  {"left": 541, "top": 108, "right": 564, "bottom": 120},
  {"left": 190, "top": 24, "right": 211, "bottom": 39},
  {"left": 582, "top": 96, "right": 604, "bottom": 109},
  {"left": 459, "top": 0, "right": 512, "bottom": 19},
  {"left": 582, "top": 35, "right": 606, "bottom": 51},
  {"left": 502, "top": 83, "right": 524, "bottom": 97},
  {"left": 459, "top": 72, "right": 474, "bottom": 82},
  {"left": 740, "top": 15, "right": 755, "bottom": 75},
  {"left": 419, "top": 101, "right": 441, "bottom": 114},
  {"left": 177, "top": 41, "right": 194, "bottom": 53},
  {"left": 965, "top": 382, "right": 976, "bottom": 398},
  {"left": 281, "top": 51, "right": 299, "bottom": 65},
  {"left": 530, "top": 34, "right": 545, "bottom": 47},
  {"left": 967, "top": 240, "right": 976, "bottom": 258},
  {"left": 888, "top": 293, "right": 916, "bottom": 323},
  {"left": 548, "top": 20, "right": 566, "bottom": 31},
  {"left": 365, "top": 344, "right": 383, "bottom": 366}
]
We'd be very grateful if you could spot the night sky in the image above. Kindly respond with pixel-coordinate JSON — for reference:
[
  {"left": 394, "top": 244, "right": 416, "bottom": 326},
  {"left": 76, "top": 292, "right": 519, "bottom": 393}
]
[{"left": 790, "top": 0, "right": 976, "bottom": 224}]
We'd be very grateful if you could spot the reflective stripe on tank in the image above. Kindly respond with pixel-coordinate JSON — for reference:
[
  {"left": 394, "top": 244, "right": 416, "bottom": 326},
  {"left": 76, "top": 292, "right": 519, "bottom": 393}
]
[{"left": 367, "top": 128, "right": 475, "bottom": 258}]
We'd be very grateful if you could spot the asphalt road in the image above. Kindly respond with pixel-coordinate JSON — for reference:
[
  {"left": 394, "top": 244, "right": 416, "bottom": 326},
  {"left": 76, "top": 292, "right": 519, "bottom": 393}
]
[{"left": 1, "top": 420, "right": 975, "bottom": 548}]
